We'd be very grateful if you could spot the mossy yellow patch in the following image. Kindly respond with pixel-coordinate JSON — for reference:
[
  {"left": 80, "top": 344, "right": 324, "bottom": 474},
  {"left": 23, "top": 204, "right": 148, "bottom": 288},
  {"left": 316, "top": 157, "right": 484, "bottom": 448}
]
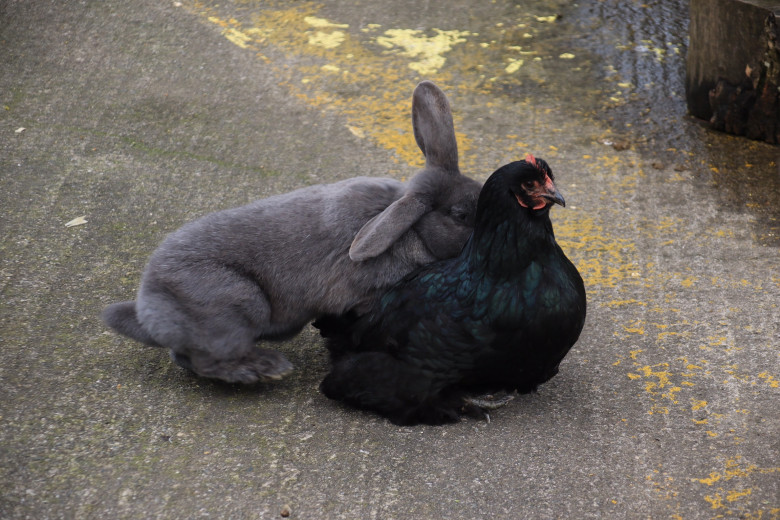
[
  {"left": 695, "top": 457, "right": 779, "bottom": 514},
  {"left": 224, "top": 27, "right": 253, "bottom": 48},
  {"left": 303, "top": 16, "right": 348, "bottom": 29},
  {"left": 695, "top": 456, "right": 779, "bottom": 486},
  {"left": 623, "top": 320, "right": 645, "bottom": 335},
  {"left": 556, "top": 215, "right": 638, "bottom": 291},
  {"left": 603, "top": 299, "right": 647, "bottom": 308},
  {"left": 505, "top": 58, "right": 524, "bottom": 74},
  {"left": 757, "top": 372, "right": 779, "bottom": 388},
  {"left": 189, "top": 5, "right": 486, "bottom": 171},
  {"left": 308, "top": 30, "right": 346, "bottom": 49},
  {"left": 375, "top": 28, "right": 472, "bottom": 75}
]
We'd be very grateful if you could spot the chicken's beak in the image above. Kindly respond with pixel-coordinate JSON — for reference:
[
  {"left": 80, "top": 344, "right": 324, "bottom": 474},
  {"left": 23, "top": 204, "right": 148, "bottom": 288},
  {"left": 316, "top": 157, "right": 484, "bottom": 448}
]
[
  {"left": 542, "top": 190, "right": 566, "bottom": 207},
  {"left": 540, "top": 179, "right": 566, "bottom": 207}
]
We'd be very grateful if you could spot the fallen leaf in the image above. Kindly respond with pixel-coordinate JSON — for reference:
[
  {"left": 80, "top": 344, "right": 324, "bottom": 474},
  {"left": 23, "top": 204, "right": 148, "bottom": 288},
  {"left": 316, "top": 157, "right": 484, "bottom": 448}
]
[{"left": 65, "top": 216, "right": 88, "bottom": 227}]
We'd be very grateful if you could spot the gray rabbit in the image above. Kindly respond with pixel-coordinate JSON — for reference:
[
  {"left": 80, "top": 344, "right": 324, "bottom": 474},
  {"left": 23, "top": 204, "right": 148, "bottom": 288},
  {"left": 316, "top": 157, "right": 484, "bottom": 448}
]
[{"left": 102, "top": 81, "right": 481, "bottom": 384}]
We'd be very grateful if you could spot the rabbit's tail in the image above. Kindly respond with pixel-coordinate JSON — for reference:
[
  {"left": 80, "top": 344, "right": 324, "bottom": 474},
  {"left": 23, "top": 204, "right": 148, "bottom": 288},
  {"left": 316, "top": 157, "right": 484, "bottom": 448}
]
[{"left": 102, "top": 301, "right": 161, "bottom": 347}]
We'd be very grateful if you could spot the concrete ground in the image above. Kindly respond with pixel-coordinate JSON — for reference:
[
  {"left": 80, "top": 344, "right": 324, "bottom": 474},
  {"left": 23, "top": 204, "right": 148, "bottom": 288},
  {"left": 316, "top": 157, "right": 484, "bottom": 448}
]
[{"left": 1, "top": 0, "right": 778, "bottom": 518}]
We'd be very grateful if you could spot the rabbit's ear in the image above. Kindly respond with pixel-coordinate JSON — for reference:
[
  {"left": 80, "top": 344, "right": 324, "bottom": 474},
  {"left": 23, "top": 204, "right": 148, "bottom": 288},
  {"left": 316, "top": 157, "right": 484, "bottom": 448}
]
[
  {"left": 412, "top": 80, "right": 459, "bottom": 172},
  {"left": 349, "top": 194, "right": 430, "bottom": 261}
]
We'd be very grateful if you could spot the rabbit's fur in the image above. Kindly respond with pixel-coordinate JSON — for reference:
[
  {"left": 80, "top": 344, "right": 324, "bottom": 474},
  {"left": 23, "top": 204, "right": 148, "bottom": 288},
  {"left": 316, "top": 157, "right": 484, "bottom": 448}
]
[{"left": 102, "top": 81, "right": 481, "bottom": 384}]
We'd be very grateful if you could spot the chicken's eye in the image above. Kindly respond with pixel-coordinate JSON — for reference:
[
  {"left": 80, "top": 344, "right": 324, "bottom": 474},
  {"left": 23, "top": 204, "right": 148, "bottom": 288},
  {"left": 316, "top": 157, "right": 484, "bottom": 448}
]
[{"left": 522, "top": 181, "right": 536, "bottom": 190}]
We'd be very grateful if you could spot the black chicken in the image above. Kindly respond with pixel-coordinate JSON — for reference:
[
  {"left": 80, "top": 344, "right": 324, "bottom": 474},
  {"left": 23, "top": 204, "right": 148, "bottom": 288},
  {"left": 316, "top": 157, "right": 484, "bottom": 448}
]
[{"left": 318, "top": 155, "right": 586, "bottom": 425}]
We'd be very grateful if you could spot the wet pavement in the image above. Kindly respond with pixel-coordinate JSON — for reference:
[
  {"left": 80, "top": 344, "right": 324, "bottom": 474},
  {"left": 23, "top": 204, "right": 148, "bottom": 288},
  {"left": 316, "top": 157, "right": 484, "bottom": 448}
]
[{"left": 1, "top": 0, "right": 778, "bottom": 518}]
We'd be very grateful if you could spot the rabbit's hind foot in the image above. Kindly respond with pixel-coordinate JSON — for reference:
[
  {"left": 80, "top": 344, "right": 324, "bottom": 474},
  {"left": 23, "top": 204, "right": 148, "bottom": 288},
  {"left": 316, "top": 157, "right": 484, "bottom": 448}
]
[{"left": 172, "top": 347, "right": 294, "bottom": 384}]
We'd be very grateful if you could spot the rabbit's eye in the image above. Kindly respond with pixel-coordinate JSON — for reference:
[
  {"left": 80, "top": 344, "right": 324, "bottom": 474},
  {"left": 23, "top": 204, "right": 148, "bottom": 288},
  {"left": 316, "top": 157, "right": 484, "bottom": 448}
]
[{"left": 452, "top": 209, "right": 469, "bottom": 223}]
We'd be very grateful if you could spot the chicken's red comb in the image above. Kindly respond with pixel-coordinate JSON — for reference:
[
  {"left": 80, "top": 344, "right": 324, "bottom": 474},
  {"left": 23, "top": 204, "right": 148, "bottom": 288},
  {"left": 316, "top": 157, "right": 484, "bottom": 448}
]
[{"left": 525, "top": 153, "right": 537, "bottom": 168}]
